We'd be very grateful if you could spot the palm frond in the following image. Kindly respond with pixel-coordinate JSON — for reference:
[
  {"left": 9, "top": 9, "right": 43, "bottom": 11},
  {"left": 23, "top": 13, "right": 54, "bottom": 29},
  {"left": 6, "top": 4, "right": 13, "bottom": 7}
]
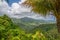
[{"left": 23, "top": 0, "right": 56, "bottom": 15}]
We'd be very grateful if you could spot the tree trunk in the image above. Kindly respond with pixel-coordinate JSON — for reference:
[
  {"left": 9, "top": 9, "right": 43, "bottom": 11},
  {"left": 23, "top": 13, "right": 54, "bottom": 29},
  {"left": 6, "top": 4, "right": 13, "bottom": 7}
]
[
  {"left": 56, "top": 15, "right": 60, "bottom": 33},
  {"left": 55, "top": 0, "right": 60, "bottom": 33}
]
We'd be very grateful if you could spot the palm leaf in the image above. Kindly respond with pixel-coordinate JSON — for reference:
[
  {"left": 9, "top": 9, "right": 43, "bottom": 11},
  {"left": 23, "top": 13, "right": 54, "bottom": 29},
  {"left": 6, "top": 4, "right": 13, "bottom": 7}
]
[{"left": 23, "top": 0, "right": 56, "bottom": 15}]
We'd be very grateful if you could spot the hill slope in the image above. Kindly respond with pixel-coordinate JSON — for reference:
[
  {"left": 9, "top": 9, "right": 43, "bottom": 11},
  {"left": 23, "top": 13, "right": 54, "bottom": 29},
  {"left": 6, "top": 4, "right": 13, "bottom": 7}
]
[{"left": 12, "top": 17, "right": 56, "bottom": 31}]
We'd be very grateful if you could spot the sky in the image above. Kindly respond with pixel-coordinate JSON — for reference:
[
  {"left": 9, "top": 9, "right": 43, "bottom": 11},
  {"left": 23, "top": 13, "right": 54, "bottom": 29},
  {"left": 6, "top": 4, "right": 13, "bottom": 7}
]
[
  {"left": 6, "top": 0, "right": 21, "bottom": 6},
  {"left": 0, "top": 0, "right": 56, "bottom": 21}
]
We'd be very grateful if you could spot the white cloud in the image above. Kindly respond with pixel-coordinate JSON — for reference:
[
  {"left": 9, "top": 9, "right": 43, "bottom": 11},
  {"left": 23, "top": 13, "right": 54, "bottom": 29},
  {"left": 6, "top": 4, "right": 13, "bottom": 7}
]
[
  {"left": 0, "top": 0, "right": 55, "bottom": 21},
  {"left": 11, "top": 2, "right": 31, "bottom": 13},
  {"left": 0, "top": 0, "right": 9, "bottom": 14},
  {"left": 12, "top": 3, "right": 20, "bottom": 9}
]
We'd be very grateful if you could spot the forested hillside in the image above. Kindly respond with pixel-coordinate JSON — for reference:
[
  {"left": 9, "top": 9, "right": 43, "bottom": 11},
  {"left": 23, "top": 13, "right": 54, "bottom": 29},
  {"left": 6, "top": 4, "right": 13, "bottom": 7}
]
[
  {"left": 0, "top": 15, "right": 60, "bottom": 40},
  {"left": 12, "top": 17, "right": 56, "bottom": 31}
]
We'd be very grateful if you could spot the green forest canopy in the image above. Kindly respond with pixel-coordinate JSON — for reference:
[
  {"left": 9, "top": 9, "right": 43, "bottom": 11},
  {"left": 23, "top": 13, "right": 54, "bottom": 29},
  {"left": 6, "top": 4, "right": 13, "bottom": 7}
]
[{"left": 0, "top": 15, "right": 60, "bottom": 40}]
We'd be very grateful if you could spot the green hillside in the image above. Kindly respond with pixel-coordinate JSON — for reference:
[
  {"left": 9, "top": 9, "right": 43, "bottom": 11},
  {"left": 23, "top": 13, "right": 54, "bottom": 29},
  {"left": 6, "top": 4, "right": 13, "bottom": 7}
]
[
  {"left": 0, "top": 15, "right": 60, "bottom": 40},
  {"left": 12, "top": 17, "right": 56, "bottom": 31}
]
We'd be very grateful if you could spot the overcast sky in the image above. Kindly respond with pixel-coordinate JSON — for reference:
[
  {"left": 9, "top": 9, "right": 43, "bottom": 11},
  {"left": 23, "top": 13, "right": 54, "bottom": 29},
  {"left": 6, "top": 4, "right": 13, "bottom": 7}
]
[{"left": 0, "top": 0, "right": 56, "bottom": 21}]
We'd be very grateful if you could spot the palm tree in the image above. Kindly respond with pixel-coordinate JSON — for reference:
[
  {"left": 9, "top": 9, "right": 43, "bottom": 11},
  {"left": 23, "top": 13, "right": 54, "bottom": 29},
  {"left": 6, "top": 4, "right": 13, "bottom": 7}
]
[{"left": 23, "top": 0, "right": 60, "bottom": 33}]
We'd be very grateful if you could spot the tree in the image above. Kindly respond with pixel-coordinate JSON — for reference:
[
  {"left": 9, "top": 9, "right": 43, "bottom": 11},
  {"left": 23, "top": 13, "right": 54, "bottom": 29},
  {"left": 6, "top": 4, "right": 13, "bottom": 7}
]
[{"left": 23, "top": 0, "right": 60, "bottom": 33}]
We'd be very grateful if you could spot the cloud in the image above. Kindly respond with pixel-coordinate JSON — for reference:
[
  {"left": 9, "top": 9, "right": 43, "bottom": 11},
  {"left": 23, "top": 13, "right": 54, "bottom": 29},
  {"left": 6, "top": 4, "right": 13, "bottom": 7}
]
[
  {"left": 0, "top": 0, "right": 9, "bottom": 14},
  {"left": 0, "top": 0, "right": 55, "bottom": 21},
  {"left": 11, "top": 3, "right": 31, "bottom": 13}
]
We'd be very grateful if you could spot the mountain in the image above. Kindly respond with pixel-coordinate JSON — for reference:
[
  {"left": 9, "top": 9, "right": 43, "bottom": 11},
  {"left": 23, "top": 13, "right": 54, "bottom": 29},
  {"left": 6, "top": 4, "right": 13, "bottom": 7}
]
[
  {"left": 11, "top": 17, "right": 56, "bottom": 31},
  {"left": 12, "top": 17, "right": 56, "bottom": 24}
]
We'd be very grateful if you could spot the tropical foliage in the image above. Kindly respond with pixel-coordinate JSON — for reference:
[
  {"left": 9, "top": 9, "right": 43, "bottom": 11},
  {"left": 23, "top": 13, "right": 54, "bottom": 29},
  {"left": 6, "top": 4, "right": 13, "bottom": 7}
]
[
  {"left": 0, "top": 15, "right": 60, "bottom": 40},
  {"left": 23, "top": 0, "right": 56, "bottom": 14}
]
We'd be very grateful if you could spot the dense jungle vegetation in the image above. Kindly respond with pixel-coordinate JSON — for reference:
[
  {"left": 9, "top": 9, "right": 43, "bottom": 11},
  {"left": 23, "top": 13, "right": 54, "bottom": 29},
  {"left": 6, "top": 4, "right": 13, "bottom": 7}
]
[{"left": 0, "top": 15, "right": 60, "bottom": 40}]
